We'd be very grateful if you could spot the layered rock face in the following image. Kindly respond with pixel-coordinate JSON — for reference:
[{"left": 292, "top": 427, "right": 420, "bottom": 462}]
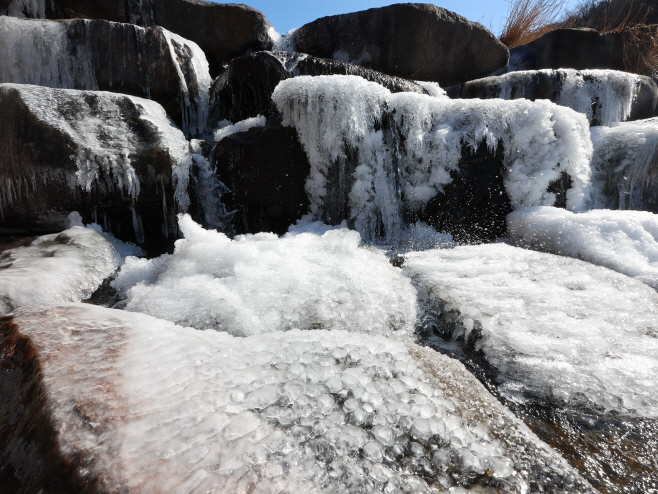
[
  {"left": 0, "top": 0, "right": 274, "bottom": 77},
  {"left": 287, "top": 3, "right": 509, "bottom": 86}
]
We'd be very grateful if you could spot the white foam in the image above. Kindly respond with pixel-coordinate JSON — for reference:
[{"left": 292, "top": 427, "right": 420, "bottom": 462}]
[
  {"left": 113, "top": 215, "right": 417, "bottom": 337},
  {"left": 0, "top": 227, "right": 119, "bottom": 312},
  {"left": 12, "top": 303, "right": 594, "bottom": 493},
  {"left": 405, "top": 243, "right": 658, "bottom": 417}
]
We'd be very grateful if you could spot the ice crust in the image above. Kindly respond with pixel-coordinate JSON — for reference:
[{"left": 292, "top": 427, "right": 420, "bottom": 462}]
[
  {"left": 113, "top": 215, "right": 417, "bottom": 337},
  {"left": 494, "top": 69, "right": 641, "bottom": 126},
  {"left": 0, "top": 16, "right": 211, "bottom": 136},
  {"left": 273, "top": 75, "right": 592, "bottom": 241},
  {"left": 590, "top": 117, "right": 658, "bottom": 210},
  {"left": 13, "top": 303, "right": 595, "bottom": 493},
  {"left": 0, "top": 227, "right": 119, "bottom": 313},
  {"left": 405, "top": 243, "right": 658, "bottom": 417}
]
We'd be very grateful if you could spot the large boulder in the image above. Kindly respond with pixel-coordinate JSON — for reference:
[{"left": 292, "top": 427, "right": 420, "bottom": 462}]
[
  {"left": 446, "top": 68, "right": 658, "bottom": 126},
  {"left": 0, "top": 16, "right": 211, "bottom": 136},
  {"left": 0, "top": 0, "right": 274, "bottom": 77},
  {"left": 209, "top": 51, "right": 432, "bottom": 128},
  {"left": 509, "top": 26, "right": 658, "bottom": 76},
  {"left": 0, "top": 83, "right": 191, "bottom": 252},
  {"left": 287, "top": 3, "right": 509, "bottom": 87},
  {"left": 202, "top": 123, "right": 311, "bottom": 236}
]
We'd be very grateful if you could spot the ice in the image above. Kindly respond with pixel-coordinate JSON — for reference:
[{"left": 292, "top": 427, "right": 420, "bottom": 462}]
[
  {"left": 405, "top": 243, "right": 658, "bottom": 417},
  {"left": 5, "top": 0, "right": 45, "bottom": 18},
  {"left": 113, "top": 214, "right": 417, "bottom": 337},
  {"left": 413, "top": 81, "right": 448, "bottom": 98},
  {"left": 493, "top": 69, "right": 641, "bottom": 126},
  {"left": 0, "top": 17, "right": 211, "bottom": 136},
  {"left": 589, "top": 117, "right": 658, "bottom": 210},
  {"left": 508, "top": 206, "right": 658, "bottom": 290},
  {"left": 272, "top": 27, "right": 300, "bottom": 53},
  {"left": 273, "top": 75, "right": 592, "bottom": 242},
  {"left": 212, "top": 115, "right": 266, "bottom": 141},
  {"left": 11, "top": 303, "right": 595, "bottom": 493},
  {"left": 0, "top": 227, "right": 119, "bottom": 313}
]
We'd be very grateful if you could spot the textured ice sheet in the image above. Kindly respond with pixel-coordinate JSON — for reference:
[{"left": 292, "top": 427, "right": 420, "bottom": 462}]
[
  {"left": 113, "top": 215, "right": 417, "bottom": 337},
  {"left": 490, "top": 69, "right": 641, "bottom": 126},
  {"left": 0, "top": 227, "right": 119, "bottom": 313},
  {"left": 12, "top": 303, "right": 596, "bottom": 493},
  {"left": 590, "top": 117, "right": 658, "bottom": 210},
  {"left": 404, "top": 243, "right": 658, "bottom": 417},
  {"left": 273, "top": 75, "right": 592, "bottom": 241},
  {"left": 508, "top": 206, "right": 658, "bottom": 290}
]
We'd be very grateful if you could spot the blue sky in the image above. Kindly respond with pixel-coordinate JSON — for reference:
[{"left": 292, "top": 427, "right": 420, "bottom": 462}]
[{"left": 211, "top": 1, "right": 573, "bottom": 36}]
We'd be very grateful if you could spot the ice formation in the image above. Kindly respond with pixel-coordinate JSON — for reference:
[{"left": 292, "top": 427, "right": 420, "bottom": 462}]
[
  {"left": 492, "top": 69, "right": 642, "bottom": 126},
  {"left": 508, "top": 206, "right": 658, "bottom": 290},
  {"left": 113, "top": 215, "right": 417, "bottom": 337},
  {"left": 273, "top": 75, "right": 592, "bottom": 241},
  {"left": 590, "top": 117, "right": 658, "bottom": 210},
  {"left": 413, "top": 80, "right": 448, "bottom": 98},
  {"left": 0, "top": 16, "right": 211, "bottom": 136},
  {"left": 213, "top": 115, "right": 267, "bottom": 141},
  {"left": 11, "top": 303, "right": 595, "bottom": 493},
  {"left": 405, "top": 243, "right": 658, "bottom": 418},
  {"left": 4, "top": 0, "right": 46, "bottom": 18},
  {"left": 0, "top": 227, "right": 119, "bottom": 313}
]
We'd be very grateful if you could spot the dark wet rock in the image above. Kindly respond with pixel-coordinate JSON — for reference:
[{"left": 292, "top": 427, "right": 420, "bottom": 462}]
[
  {"left": 204, "top": 123, "right": 311, "bottom": 236},
  {"left": 0, "top": 0, "right": 274, "bottom": 78},
  {"left": 0, "top": 315, "right": 96, "bottom": 494},
  {"left": 209, "top": 50, "right": 430, "bottom": 128},
  {"left": 0, "top": 16, "right": 210, "bottom": 136},
  {"left": 288, "top": 3, "right": 509, "bottom": 87},
  {"left": 0, "top": 83, "right": 187, "bottom": 253}
]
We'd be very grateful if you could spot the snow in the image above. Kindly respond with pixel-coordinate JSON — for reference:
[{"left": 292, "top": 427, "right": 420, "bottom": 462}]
[
  {"left": 405, "top": 243, "right": 658, "bottom": 418},
  {"left": 273, "top": 75, "right": 592, "bottom": 242},
  {"left": 212, "top": 115, "right": 266, "bottom": 141},
  {"left": 113, "top": 215, "right": 417, "bottom": 337},
  {"left": 508, "top": 206, "right": 658, "bottom": 290},
  {"left": 12, "top": 303, "right": 595, "bottom": 493},
  {"left": 493, "top": 69, "right": 642, "bottom": 126},
  {"left": 0, "top": 227, "right": 119, "bottom": 313},
  {"left": 590, "top": 117, "right": 658, "bottom": 210}
]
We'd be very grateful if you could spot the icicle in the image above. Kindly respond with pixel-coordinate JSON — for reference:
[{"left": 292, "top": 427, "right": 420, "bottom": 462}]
[{"left": 130, "top": 206, "right": 145, "bottom": 244}]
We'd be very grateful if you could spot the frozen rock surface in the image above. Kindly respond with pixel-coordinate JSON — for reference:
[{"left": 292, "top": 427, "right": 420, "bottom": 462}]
[
  {"left": 288, "top": 3, "right": 509, "bottom": 86},
  {"left": 0, "top": 16, "right": 211, "bottom": 135},
  {"left": 590, "top": 117, "right": 658, "bottom": 211},
  {"left": 273, "top": 75, "right": 592, "bottom": 242},
  {"left": 0, "top": 83, "right": 190, "bottom": 247},
  {"left": 405, "top": 243, "right": 658, "bottom": 418},
  {"left": 508, "top": 206, "right": 658, "bottom": 290},
  {"left": 447, "top": 69, "right": 657, "bottom": 126},
  {"left": 0, "top": 227, "right": 118, "bottom": 313},
  {"left": 4, "top": 303, "right": 596, "bottom": 493},
  {"left": 113, "top": 215, "right": 417, "bottom": 337}
]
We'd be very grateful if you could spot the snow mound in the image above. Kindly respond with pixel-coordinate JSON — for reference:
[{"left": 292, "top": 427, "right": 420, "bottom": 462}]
[
  {"left": 11, "top": 303, "right": 595, "bottom": 493},
  {"left": 273, "top": 75, "right": 592, "bottom": 242},
  {"left": 508, "top": 206, "right": 658, "bottom": 290},
  {"left": 0, "top": 227, "right": 119, "bottom": 312},
  {"left": 113, "top": 215, "right": 417, "bottom": 337},
  {"left": 404, "top": 243, "right": 658, "bottom": 418}
]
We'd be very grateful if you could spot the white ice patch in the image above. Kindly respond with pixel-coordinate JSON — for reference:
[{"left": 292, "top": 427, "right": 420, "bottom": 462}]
[
  {"left": 12, "top": 303, "right": 594, "bottom": 493},
  {"left": 272, "top": 26, "right": 299, "bottom": 52},
  {"left": 113, "top": 215, "right": 417, "bottom": 337},
  {"left": 590, "top": 117, "right": 658, "bottom": 210},
  {"left": 494, "top": 69, "right": 641, "bottom": 126},
  {"left": 0, "top": 227, "right": 119, "bottom": 312},
  {"left": 212, "top": 115, "right": 266, "bottom": 141},
  {"left": 508, "top": 206, "right": 658, "bottom": 290},
  {"left": 273, "top": 75, "right": 592, "bottom": 242},
  {"left": 414, "top": 80, "right": 448, "bottom": 98},
  {"left": 405, "top": 243, "right": 658, "bottom": 417}
]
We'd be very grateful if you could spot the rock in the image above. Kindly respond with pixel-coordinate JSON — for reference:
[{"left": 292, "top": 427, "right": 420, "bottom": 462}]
[
  {"left": 205, "top": 123, "right": 311, "bottom": 235},
  {"left": 0, "top": 16, "right": 211, "bottom": 136},
  {"left": 209, "top": 51, "right": 430, "bottom": 128},
  {"left": 0, "top": 83, "right": 191, "bottom": 252},
  {"left": 509, "top": 26, "right": 658, "bottom": 76},
  {"left": 446, "top": 68, "right": 658, "bottom": 126},
  {"left": 0, "top": 0, "right": 274, "bottom": 78},
  {"left": 287, "top": 3, "right": 509, "bottom": 87}
]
